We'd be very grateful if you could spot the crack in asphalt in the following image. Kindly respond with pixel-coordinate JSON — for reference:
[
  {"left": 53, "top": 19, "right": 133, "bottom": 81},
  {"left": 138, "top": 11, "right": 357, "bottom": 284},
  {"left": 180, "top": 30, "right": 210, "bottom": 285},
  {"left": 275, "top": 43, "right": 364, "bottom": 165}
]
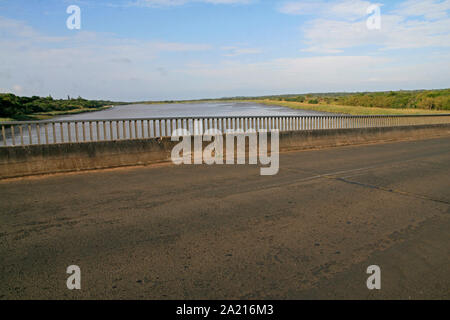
[{"left": 323, "top": 175, "right": 450, "bottom": 206}]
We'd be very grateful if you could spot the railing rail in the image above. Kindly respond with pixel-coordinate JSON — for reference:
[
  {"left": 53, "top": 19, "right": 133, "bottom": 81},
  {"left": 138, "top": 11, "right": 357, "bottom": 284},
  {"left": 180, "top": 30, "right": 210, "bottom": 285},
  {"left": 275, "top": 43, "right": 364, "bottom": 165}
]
[{"left": 1, "top": 114, "right": 450, "bottom": 147}]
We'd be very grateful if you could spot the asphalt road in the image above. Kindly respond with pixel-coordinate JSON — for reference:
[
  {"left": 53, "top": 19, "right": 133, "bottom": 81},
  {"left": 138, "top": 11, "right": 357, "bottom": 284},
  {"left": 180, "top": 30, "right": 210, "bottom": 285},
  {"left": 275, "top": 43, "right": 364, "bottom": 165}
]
[{"left": 1, "top": 136, "right": 449, "bottom": 299}]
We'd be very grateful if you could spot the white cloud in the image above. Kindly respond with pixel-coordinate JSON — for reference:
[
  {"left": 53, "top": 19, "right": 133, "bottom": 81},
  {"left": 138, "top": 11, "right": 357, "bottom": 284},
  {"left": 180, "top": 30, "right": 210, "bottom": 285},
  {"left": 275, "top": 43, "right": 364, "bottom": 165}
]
[
  {"left": 180, "top": 55, "right": 450, "bottom": 95},
  {"left": 301, "top": 15, "right": 450, "bottom": 52},
  {"left": 279, "top": 0, "right": 450, "bottom": 53},
  {"left": 130, "top": 0, "right": 252, "bottom": 7},
  {"left": 394, "top": 0, "right": 450, "bottom": 20},
  {"left": 278, "top": 0, "right": 374, "bottom": 20},
  {"left": 0, "top": 16, "right": 213, "bottom": 99},
  {"left": 221, "top": 46, "right": 262, "bottom": 57}
]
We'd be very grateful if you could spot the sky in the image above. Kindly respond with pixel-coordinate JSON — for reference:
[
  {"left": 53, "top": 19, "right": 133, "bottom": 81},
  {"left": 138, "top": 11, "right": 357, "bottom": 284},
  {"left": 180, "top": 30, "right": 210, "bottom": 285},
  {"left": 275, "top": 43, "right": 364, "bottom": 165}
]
[{"left": 0, "top": 0, "right": 449, "bottom": 101}]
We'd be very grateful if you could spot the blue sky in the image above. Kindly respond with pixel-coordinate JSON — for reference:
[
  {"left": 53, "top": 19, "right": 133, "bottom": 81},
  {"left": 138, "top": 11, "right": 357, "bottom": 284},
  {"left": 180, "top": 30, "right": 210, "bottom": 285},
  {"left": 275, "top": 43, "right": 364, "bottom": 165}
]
[{"left": 0, "top": 0, "right": 449, "bottom": 101}]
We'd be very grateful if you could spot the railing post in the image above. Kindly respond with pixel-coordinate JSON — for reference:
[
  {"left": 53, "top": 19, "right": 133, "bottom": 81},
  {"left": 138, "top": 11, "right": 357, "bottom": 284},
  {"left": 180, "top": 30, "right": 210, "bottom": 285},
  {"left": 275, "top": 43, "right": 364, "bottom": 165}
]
[
  {"left": 75, "top": 122, "right": 79, "bottom": 143},
  {"left": 67, "top": 123, "right": 71, "bottom": 143},
  {"left": 53, "top": 122, "right": 56, "bottom": 143},
  {"left": 81, "top": 122, "right": 85, "bottom": 142},
  {"left": 2, "top": 125, "right": 6, "bottom": 146},
  {"left": 129, "top": 120, "right": 133, "bottom": 139},
  {"left": 11, "top": 125, "right": 15, "bottom": 146},
  {"left": 110, "top": 121, "right": 114, "bottom": 141},
  {"left": 20, "top": 125, "right": 24, "bottom": 145},
  {"left": 89, "top": 122, "right": 94, "bottom": 142},
  {"left": 94, "top": 121, "right": 99, "bottom": 141},
  {"left": 28, "top": 124, "right": 32, "bottom": 145},
  {"left": 36, "top": 124, "right": 41, "bottom": 145},
  {"left": 134, "top": 120, "right": 138, "bottom": 139}
]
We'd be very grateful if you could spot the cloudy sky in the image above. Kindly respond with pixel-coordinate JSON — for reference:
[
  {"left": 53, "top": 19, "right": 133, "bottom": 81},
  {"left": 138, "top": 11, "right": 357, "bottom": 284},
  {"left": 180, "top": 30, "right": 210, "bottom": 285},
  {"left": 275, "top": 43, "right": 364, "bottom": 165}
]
[{"left": 0, "top": 0, "right": 449, "bottom": 101}]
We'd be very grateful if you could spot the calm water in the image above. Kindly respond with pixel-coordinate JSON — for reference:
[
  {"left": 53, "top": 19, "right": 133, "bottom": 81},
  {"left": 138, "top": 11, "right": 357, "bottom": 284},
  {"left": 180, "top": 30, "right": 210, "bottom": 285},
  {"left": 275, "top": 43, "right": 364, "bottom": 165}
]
[
  {"left": 2, "top": 102, "right": 332, "bottom": 145},
  {"left": 53, "top": 102, "right": 331, "bottom": 121}
]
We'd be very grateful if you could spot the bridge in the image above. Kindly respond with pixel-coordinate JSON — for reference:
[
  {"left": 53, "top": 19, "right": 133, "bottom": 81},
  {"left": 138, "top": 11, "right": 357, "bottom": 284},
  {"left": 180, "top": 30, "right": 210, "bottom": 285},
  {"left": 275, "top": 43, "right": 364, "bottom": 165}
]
[
  {"left": 1, "top": 114, "right": 450, "bottom": 146},
  {"left": 0, "top": 114, "right": 449, "bottom": 299}
]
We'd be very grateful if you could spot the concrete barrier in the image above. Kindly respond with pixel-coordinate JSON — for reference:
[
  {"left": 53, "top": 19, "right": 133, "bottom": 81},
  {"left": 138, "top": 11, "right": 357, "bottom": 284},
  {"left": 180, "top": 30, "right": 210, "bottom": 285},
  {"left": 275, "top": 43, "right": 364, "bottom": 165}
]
[{"left": 1, "top": 124, "right": 449, "bottom": 179}]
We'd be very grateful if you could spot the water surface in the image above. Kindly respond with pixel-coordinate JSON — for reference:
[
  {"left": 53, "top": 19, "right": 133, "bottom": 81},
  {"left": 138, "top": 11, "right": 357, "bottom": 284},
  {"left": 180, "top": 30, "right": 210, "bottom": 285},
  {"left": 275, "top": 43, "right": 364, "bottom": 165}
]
[
  {"left": 53, "top": 102, "right": 330, "bottom": 121},
  {"left": 2, "top": 102, "right": 332, "bottom": 146}
]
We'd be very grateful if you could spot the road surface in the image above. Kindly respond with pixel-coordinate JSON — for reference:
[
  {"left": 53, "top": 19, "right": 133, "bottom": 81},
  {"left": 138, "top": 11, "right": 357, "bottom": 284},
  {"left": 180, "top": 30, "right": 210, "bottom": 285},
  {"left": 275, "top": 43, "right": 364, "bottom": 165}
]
[{"left": 1, "top": 136, "right": 449, "bottom": 299}]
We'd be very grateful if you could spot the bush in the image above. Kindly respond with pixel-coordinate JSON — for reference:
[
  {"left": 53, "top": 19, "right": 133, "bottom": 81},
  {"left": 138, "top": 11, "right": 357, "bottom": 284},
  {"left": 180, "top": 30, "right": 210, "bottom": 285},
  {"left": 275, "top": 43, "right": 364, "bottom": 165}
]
[{"left": 0, "top": 93, "right": 121, "bottom": 119}]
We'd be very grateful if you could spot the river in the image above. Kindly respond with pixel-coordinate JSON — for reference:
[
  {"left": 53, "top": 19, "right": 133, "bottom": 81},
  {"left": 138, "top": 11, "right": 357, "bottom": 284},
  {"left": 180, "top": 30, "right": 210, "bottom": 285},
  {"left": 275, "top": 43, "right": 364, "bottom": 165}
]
[
  {"left": 1, "top": 102, "right": 331, "bottom": 146},
  {"left": 52, "top": 102, "right": 330, "bottom": 121}
]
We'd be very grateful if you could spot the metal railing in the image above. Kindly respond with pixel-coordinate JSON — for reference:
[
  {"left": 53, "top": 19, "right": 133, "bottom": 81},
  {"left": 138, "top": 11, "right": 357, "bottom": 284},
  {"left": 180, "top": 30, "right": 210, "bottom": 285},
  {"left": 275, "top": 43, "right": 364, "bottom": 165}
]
[{"left": 1, "top": 114, "right": 450, "bottom": 147}]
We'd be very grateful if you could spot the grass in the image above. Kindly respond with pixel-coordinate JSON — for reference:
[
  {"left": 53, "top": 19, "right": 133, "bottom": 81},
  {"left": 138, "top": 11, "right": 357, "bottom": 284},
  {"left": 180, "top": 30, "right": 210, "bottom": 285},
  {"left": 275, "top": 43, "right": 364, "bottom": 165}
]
[
  {"left": 35, "top": 106, "right": 112, "bottom": 119},
  {"left": 249, "top": 99, "right": 450, "bottom": 115},
  {"left": 13, "top": 106, "right": 112, "bottom": 121}
]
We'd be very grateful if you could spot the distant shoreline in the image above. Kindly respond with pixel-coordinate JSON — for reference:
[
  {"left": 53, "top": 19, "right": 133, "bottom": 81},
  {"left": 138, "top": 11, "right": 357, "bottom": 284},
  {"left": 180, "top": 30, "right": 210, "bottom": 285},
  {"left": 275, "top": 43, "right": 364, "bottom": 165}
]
[
  {"left": 0, "top": 106, "right": 113, "bottom": 122},
  {"left": 1, "top": 88, "right": 448, "bottom": 121},
  {"left": 132, "top": 88, "right": 450, "bottom": 116},
  {"left": 246, "top": 99, "right": 450, "bottom": 116},
  {"left": 2, "top": 100, "right": 447, "bottom": 122},
  {"left": 129, "top": 99, "right": 448, "bottom": 116}
]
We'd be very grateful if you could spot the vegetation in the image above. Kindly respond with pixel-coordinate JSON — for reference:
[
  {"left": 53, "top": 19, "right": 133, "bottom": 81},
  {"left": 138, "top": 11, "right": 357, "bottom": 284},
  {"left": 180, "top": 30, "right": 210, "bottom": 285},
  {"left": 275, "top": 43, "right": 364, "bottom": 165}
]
[
  {"left": 250, "top": 100, "right": 450, "bottom": 116},
  {"left": 136, "top": 89, "right": 449, "bottom": 115},
  {"left": 228, "top": 89, "right": 450, "bottom": 113},
  {"left": 334, "top": 89, "right": 449, "bottom": 110},
  {"left": 0, "top": 93, "right": 126, "bottom": 120},
  {"left": 2, "top": 89, "right": 448, "bottom": 120}
]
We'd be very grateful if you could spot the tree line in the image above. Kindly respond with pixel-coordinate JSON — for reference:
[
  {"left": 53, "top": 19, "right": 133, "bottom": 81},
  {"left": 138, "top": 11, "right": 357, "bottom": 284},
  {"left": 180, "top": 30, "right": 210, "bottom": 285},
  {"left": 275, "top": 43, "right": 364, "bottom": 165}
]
[
  {"left": 222, "top": 89, "right": 449, "bottom": 111},
  {"left": 0, "top": 93, "right": 125, "bottom": 120}
]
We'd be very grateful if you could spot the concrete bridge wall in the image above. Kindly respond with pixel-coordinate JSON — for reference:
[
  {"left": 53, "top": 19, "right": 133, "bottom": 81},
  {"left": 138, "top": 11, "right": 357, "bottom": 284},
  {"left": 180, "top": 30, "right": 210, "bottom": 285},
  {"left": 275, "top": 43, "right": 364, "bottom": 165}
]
[{"left": 1, "top": 124, "right": 449, "bottom": 179}]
